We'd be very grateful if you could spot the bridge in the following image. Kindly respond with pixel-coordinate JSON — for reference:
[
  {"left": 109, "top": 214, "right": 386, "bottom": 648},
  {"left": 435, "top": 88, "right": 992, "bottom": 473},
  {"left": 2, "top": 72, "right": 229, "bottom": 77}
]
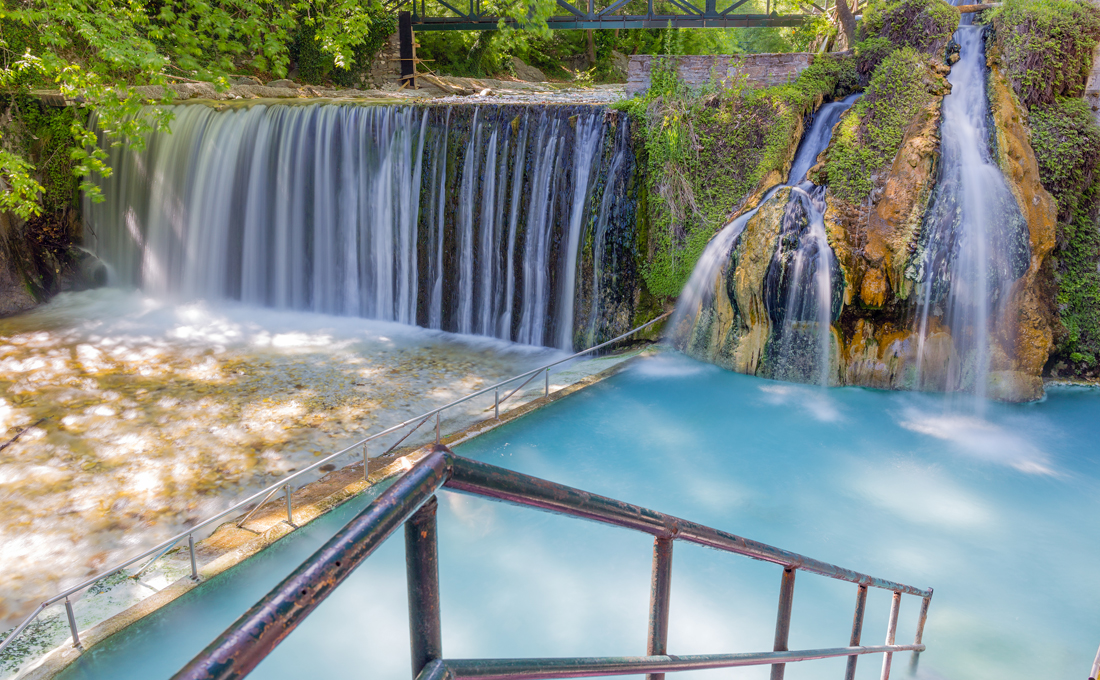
[{"left": 387, "top": 0, "right": 816, "bottom": 31}]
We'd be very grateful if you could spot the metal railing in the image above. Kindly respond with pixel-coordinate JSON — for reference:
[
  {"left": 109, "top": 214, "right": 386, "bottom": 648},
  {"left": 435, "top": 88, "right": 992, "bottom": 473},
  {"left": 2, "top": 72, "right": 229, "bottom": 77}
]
[
  {"left": 171, "top": 445, "right": 933, "bottom": 680},
  {"left": 0, "top": 313, "right": 669, "bottom": 659}
]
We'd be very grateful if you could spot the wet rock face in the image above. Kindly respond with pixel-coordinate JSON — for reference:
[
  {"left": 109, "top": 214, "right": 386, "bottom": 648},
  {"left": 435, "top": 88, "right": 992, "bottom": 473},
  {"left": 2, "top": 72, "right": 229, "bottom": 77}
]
[
  {"left": 676, "top": 46, "right": 1056, "bottom": 401},
  {"left": 987, "top": 64, "right": 1057, "bottom": 401},
  {"left": 677, "top": 188, "right": 790, "bottom": 374}
]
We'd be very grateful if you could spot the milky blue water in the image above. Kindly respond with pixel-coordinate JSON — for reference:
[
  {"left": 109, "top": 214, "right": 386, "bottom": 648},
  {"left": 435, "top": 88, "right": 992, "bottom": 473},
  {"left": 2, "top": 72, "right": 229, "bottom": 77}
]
[{"left": 55, "top": 352, "right": 1100, "bottom": 680}]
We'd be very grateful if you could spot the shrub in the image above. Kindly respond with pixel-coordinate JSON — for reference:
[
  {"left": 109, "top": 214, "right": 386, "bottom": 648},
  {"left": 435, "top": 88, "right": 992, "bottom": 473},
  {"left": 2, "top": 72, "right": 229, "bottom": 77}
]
[
  {"left": 992, "top": 0, "right": 1100, "bottom": 108},
  {"left": 821, "top": 48, "right": 939, "bottom": 203},
  {"left": 1030, "top": 97, "right": 1100, "bottom": 221},
  {"left": 859, "top": 0, "right": 960, "bottom": 56}
]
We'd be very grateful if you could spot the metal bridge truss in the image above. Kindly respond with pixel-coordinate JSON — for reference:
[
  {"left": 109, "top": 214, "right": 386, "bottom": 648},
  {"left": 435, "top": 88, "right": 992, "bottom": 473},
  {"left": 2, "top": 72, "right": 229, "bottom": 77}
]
[{"left": 389, "top": 0, "right": 813, "bottom": 31}]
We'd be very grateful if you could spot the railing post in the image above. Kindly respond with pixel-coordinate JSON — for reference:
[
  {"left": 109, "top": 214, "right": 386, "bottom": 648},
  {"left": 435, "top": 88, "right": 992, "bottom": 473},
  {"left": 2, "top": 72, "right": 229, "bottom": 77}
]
[
  {"left": 646, "top": 537, "right": 674, "bottom": 680},
  {"left": 844, "top": 585, "right": 868, "bottom": 680},
  {"left": 363, "top": 443, "right": 369, "bottom": 483},
  {"left": 64, "top": 597, "right": 80, "bottom": 648},
  {"left": 909, "top": 589, "right": 932, "bottom": 674},
  {"left": 770, "top": 567, "right": 796, "bottom": 680},
  {"left": 284, "top": 484, "right": 294, "bottom": 526},
  {"left": 544, "top": 368, "right": 549, "bottom": 397},
  {"left": 188, "top": 533, "right": 199, "bottom": 581},
  {"left": 406, "top": 496, "right": 442, "bottom": 679},
  {"left": 880, "top": 591, "right": 901, "bottom": 680},
  {"left": 495, "top": 388, "right": 500, "bottom": 419},
  {"left": 436, "top": 412, "right": 441, "bottom": 443}
]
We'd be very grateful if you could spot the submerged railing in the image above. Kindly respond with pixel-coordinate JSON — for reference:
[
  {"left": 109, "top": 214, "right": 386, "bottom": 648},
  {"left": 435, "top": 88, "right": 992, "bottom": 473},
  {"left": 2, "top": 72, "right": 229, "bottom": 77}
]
[
  {"left": 171, "top": 445, "right": 933, "bottom": 680},
  {"left": 0, "top": 313, "right": 669, "bottom": 660}
]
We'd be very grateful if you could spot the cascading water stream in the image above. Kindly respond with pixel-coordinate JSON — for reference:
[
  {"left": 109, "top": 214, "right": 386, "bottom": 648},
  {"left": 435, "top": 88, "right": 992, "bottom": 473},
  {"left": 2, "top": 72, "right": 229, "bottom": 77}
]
[
  {"left": 670, "top": 94, "right": 859, "bottom": 385},
  {"left": 84, "top": 103, "right": 625, "bottom": 351},
  {"left": 910, "top": 23, "right": 1028, "bottom": 401}
]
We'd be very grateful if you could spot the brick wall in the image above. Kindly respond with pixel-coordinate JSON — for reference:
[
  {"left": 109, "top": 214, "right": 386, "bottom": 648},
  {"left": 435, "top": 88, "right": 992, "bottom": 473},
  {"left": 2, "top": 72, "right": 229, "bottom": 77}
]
[{"left": 626, "top": 53, "right": 815, "bottom": 96}]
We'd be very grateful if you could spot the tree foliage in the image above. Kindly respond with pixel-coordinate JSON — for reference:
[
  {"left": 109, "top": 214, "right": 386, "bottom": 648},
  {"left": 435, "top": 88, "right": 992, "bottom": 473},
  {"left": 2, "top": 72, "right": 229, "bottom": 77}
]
[{"left": 0, "top": 0, "right": 392, "bottom": 218}]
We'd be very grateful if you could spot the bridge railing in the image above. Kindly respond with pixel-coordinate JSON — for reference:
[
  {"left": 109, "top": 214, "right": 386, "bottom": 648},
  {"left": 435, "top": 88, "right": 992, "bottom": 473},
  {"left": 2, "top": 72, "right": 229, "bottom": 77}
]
[
  {"left": 171, "top": 446, "right": 933, "bottom": 680},
  {"left": 0, "top": 314, "right": 669, "bottom": 662},
  {"left": 388, "top": 0, "right": 812, "bottom": 30}
]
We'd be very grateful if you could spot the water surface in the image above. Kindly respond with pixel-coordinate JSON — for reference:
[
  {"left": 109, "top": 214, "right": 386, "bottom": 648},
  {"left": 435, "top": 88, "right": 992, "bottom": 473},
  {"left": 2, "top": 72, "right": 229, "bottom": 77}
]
[{"left": 54, "top": 352, "right": 1100, "bottom": 680}]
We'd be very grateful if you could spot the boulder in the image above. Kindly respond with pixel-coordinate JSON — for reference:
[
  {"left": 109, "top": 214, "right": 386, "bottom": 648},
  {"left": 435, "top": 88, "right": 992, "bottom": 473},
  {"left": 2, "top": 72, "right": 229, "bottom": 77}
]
[
  {"left": 510, "top": 57, "right": 546, "bottom": 83},
  {"left": 266, "top": 79, "right": 299, "bottom": 89}
]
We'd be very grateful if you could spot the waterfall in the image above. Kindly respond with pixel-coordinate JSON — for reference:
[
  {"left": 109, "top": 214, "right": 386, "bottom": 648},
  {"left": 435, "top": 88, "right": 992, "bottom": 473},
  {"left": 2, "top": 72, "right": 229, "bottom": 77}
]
[
  {"left": 765, "top": 183, "right": 839, "bottom": 387},
  {"left": 670, "top": 94, "right": 859, "bottom": 386},
  {"left": 911, "top": 25, "right": 1029, "bottom": 399},
  {"left": 83, "top": 103, "right": 621, "bottom": 351}
]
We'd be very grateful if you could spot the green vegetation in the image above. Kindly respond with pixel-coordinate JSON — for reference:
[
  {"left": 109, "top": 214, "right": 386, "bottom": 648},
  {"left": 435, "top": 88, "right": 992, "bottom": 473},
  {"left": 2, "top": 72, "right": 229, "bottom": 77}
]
[
  {"left": 617, "top": 50, "right": 856, "bottom": 298},
  {"left": 988, "top": 0, "right": 1100, "bottom": 374},
  {"left": 1030, "top": 97, "right": 1100, "bottom": 370},
  {"left": 820, "top": 47, "right": 940, "bottom": 203},
  {"left": 859, "top": 0, "right": 959, "bottom": 57},
  {"left": 0, "top": 0, "right": 397, "bottom": 219},
  {"left": 415, "top": 18, "right": 828, "bottom": 83},
  {"left": 991, "top": 0, "right": 1100, "bottom": 108}
]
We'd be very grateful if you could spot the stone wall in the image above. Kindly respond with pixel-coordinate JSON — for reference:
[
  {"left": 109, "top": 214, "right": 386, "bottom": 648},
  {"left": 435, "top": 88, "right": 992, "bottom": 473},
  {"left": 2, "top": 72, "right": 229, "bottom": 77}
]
[{"left": 626, "top": 53, "right": 815, "bottom": 96}]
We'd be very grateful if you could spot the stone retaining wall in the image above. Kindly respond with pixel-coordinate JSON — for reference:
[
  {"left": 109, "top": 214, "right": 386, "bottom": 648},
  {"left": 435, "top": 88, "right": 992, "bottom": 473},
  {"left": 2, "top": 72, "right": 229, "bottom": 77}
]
[{"left": 626, "top": 53, "right": 815, "bottom": 96}]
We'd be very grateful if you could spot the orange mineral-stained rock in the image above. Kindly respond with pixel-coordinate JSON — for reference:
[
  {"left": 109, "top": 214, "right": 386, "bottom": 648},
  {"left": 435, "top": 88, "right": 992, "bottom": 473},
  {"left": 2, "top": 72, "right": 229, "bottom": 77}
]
[{"left": 860, "top": 268, "right": 889, "bottom": 309}]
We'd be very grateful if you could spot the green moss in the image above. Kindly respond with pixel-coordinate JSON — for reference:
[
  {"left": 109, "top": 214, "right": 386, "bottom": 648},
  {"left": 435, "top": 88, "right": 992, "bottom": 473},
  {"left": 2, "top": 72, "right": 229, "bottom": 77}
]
[
  {"left": 13, "top": 97, "right": 80, "bottom": 214},
  {"left": 859, "top": 0, "right": 960, "bottom": 56},
  {"left": 1054, "top": 182, "right": 1100, "bottom": 370},
  {"left": 618, "top": 53, "right": 856, "bottom": 299},
  {"left": 293, "top": 10, "right": 396, "bottom": 86},
  {"left": 821, "top": 48, "right": 938, "bottom": 203},
  {"left": 992, "top": 0, "right": 1100, "bottom": 108},
  {"left": 1030, "top": 97, "right": 1100, "bottom": 221}
]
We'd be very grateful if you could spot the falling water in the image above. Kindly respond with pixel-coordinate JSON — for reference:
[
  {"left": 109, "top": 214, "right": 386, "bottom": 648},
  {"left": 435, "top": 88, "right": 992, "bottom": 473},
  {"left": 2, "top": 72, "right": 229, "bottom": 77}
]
[
  {"left": 670, "top": 94, "right": 859, "bottom": 386},
  {"left": 910, "top": 25, "right": 1029, "bottom": 399},
  {"left": 764, "top": 183, "right": 839, "bottom": 386},
  {"left": 83, "top": 103, "right": 623, "bottom": 351}
]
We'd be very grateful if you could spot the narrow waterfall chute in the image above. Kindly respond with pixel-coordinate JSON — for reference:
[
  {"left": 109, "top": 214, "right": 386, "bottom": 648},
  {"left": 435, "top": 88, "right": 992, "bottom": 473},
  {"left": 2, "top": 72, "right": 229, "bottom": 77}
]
[{"left": 910, "top": 23, "right": 1029, "bottom": 401}]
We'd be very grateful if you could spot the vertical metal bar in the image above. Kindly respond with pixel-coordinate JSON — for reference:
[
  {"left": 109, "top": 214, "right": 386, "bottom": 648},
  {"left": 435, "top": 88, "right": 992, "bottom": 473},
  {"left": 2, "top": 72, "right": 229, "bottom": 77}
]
[
  {"left": 435, "top": 412, "right": 440, "bottom": 443},
  {"left": 284, "top": 484, "right": 294, "bottom": 526},
  {"left": 909, "top": 589, "right": 932, "bottom": 674},
  {"left": 363, "top": 443, "right": 369, "bottom": 483},
  {"left": 544, "top": 368, "right": 549, "bottom": 397},
  {"left": 646, "top": 537, "right": 674, "bottom": 680},
  {"left": 769, "top": 567, "right": 796, "bottom": 680},
  {"left": 188, "top": 533, "right": 198, "bottom": 581},
  {"left": 406, "top": 497, "right": 442, "bottom": 679},
  {"left": 398, "top": 12, "right": 415, "bottom": 88},
  {"left": 844, "top": 585, "right": 868, "bottom": 680},
  {"left": 64, "top": 597, "right": 80, "bottom": 648},
  {"left": 495, "top": 389, "right": 499, "bottom": 419},
  {"left": 880, "top": 591, "right": 901, "bottom": 680}
]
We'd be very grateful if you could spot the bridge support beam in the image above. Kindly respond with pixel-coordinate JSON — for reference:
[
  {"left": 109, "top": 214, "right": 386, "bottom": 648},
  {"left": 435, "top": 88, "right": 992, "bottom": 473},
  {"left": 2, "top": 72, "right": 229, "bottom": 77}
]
[{"left": 399, "top": 11, "right": 417, "bottom": 89}]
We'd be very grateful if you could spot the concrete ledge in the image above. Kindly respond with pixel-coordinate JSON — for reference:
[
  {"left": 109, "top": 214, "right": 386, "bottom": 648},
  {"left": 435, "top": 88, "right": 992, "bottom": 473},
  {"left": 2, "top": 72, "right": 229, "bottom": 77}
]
[{"left": 626, "top": 53, "right": 815, "bottom": 96}]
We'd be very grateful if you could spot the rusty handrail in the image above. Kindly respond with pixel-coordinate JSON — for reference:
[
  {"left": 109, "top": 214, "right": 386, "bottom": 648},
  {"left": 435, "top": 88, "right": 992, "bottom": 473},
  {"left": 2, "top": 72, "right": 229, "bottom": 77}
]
[
  {"left": 0, "top": 313, "right": 670, "bottom": 660},
  {"left": 172, "top": 446, "right": 932, "bottom": 680}
]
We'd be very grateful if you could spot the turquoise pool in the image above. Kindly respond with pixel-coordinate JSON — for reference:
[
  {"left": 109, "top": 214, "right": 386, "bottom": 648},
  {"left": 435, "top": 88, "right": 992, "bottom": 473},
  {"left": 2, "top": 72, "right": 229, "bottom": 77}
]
[{"left": 56, "top": 352, "right": 1100, "bottom": 680}]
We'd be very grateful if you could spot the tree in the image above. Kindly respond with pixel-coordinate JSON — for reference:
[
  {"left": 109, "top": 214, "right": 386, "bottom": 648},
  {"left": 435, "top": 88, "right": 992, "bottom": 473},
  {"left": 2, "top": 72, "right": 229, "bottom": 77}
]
[{"left": 0, "top": 0, "right": 389, "bottom": 219}]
